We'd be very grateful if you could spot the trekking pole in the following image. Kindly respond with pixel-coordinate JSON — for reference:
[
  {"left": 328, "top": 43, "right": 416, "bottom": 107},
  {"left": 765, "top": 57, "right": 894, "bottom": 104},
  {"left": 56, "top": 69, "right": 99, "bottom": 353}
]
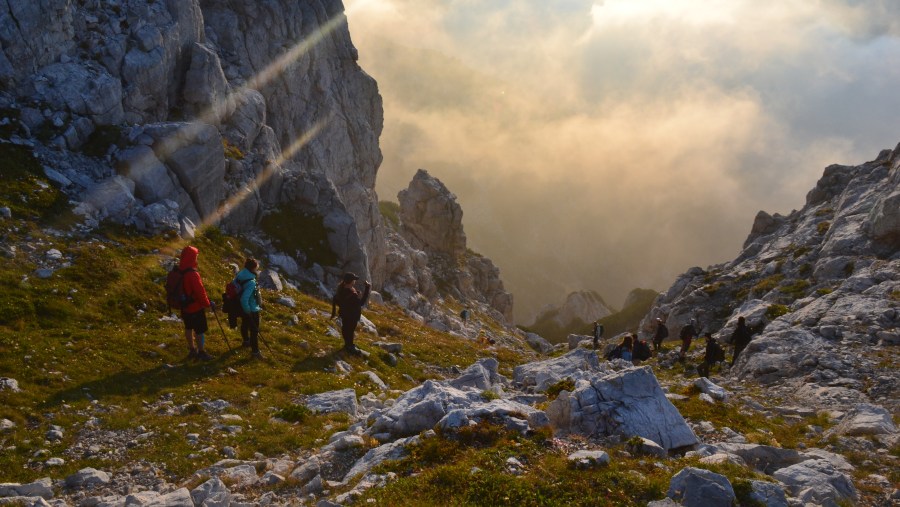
[
  {"left": 211, "top": 308, "right": 234, "bottom": 352},
  {"left": 257, "top": 330, "right": 274, "bottom": 354}
]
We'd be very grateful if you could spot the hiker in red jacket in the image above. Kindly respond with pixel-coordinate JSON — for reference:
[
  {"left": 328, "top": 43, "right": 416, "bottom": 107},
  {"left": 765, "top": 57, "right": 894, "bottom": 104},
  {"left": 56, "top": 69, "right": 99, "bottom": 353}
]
[{"left": 179, "top": 246, "right": 214, "bottom": 361}]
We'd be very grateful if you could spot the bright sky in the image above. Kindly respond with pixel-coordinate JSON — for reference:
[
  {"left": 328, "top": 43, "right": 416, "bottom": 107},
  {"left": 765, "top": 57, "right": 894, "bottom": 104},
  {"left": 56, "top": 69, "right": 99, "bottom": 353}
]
[{"left": 345, "top": 0, "right": 900, "bottom": 322}]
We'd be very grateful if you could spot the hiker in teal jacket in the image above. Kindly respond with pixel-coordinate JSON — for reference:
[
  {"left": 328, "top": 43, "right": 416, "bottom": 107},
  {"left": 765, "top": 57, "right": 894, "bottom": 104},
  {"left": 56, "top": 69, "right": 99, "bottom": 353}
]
[{"left": 234, "top": 258, "right": 263, "bottom": 359}]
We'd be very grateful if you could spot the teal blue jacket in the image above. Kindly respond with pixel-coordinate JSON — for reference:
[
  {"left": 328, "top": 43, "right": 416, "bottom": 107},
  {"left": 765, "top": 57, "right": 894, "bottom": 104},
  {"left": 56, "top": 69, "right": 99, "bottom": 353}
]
[{"left": 234, "top": 268, "right": 261, "bottom": 314}]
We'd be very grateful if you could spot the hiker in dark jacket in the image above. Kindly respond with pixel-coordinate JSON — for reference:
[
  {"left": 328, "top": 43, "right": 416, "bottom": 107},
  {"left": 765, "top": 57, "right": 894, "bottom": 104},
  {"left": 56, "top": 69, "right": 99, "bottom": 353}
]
[
  {"left": 234, "top": 258, "right": 263, "bottom": 359},
  {"left": 592, "top": 321, "right": 604, "bottom": 350},
  {"left": 652, "top": 318, "right": 668, "bottom": 351},
  {"left": 698, "top": 332, "right": 724, "bottom": 377},
  {"left": 731, "top": 316, "right": 752, "bottom": 365},
  {"left": 679, "top": 318, "right": 697, "bottom": 360},
  {"left": 330, "top": 272, "right": 371, "bottom": 354},
  {"left": 179, "top": 246, "right": 214, "bottom": 361}
]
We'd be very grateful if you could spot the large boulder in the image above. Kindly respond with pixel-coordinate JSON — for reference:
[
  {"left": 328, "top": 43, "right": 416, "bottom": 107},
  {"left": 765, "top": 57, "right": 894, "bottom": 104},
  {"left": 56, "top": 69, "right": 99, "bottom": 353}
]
[
  {"left": 827, "top": 403, "right": 897, "bottom": 437},
  {"left": 398, "top": 169, "right": 466, "bottom": 258},
  {"left": 546, "top": 367, "right": 698, "bottom": 451},
  {"left": 437, "top": 399, "right": 550, "bottom": 434},
  {"left": 366, "top": 380, "right": 482, "bottom": 438},
  {"left": 513, "top": 348, "right": 603, "bottom": 392},
  {"left": 305, "top": 389, "right": 358, "bottom": 418},
  {"left": 447, "top": 358, "right": 503, "bottom": 391},
  {"left": 666, "top": 467, "right": 735, "bottom": 507},
  {"left": 772, "top": 459, "right": 857, "bottom": 507},
  {"left": 342, "top": 436, "right": 418, "bottom": 483}
]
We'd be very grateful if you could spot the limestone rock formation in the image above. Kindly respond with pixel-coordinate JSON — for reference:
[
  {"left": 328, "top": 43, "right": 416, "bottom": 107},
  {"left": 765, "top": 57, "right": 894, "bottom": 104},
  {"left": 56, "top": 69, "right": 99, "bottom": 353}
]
[
  {"left": 546, "top": 366, "right": 699, "bottom": 451},
  {"left": 0, "top": 0, "right": 384, "bottom": 289},
  {"left": 642, "top": 145, "right": 900, "bottom": 416},
  {"left": 385, "top": 169, "right": 514, "bottom": 323}
]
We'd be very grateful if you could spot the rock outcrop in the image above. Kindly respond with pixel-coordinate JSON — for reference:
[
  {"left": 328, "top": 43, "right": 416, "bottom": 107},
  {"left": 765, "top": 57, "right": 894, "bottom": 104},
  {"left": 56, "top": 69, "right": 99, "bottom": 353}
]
[
  {"left": 383, "top": 169, "right": 514, "bottom": 323},
  {"left": 641, "top": 145, "right": 900, "bottom": 415},
  {"left": 0, "top": 0, "right": 383, "bottom": 287}
]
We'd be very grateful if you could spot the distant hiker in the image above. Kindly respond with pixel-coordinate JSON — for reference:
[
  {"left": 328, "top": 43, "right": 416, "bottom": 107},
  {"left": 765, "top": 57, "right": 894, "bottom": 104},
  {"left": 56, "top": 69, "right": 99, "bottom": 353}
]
[
  {"left": 330, "top": 272, "right": 371, "bottom": 354},
  {"left": 592, "top": 321, "right": 604, "bottom": 349},
  {"left": 730, "top": 316, "right": 752, "bottom": 366},
  {"left": 632, "top": 335, "right": 652, "bottom": 363},
  {"left": 234, "top": 258, "right": 263, "bottom": 359},
  {"left": 652, "top": 318, "right": 668, "bottom": 351},
  {"left": 177, "top": 246, "right": 214, "bottom": 361},
  {"left": 698, "top": 333, "right": 725, "bottom": 377},
  {"left": 679, "top": 318, "right": 697, "bottom": 360},
  {"left": 460, "top": 307, "right": 471, "bottom": 323},
  {"left": 605, "top": 334, "right": 633, "bottom": 361}
]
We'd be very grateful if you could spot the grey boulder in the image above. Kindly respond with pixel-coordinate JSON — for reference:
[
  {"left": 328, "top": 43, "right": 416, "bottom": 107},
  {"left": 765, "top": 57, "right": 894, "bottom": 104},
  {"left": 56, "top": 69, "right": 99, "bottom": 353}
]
[{"left": 666, "top": 467, "right": 735, "bottom": 507}]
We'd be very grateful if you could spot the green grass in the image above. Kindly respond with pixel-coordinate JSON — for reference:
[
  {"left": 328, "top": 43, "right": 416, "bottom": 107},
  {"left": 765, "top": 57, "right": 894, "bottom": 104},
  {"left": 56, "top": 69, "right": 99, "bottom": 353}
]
[
  {"left": 779, "top": 279, "right": 810, "bottom": 300},
  {"left": 379, "top": 201, "right": 401, "bottom": 230},
  {"left": 765, "top": 304, "right": 791, "bottom": 320},
  {"left": 260, "top": 205, "right": 337, "bottom": 268},
  {"left": 751, "top": 274, "right": 784, "bottom": 296},
  {"left": 0, "top": 210, "right": 531, "bottom": 482}
]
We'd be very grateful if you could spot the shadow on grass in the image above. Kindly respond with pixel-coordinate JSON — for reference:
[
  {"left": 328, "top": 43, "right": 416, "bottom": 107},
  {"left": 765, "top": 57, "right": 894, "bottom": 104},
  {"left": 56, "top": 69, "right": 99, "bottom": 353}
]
[
  {"left": 41, "top": 348, "right": 243, "bottom": 408},
  {"left": 291, "top": 346, "right": 372, "bottom": 374}
]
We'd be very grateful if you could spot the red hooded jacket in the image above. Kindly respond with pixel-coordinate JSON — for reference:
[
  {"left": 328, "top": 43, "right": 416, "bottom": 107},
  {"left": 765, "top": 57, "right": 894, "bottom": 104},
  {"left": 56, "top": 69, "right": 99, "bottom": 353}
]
[{"left": 178, "top": 246, "right": 211, "bottom": 314}]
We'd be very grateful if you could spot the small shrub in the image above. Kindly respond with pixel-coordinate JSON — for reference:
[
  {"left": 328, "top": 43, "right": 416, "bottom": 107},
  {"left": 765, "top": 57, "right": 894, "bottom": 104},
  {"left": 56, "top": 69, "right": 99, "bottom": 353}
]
[
  {"left": 752, "top": 274, "right": 784, "bottom": 295},
  {"left": 780, "top": 279, "right": 810, "bottom": 299},
  {"left": 274, "top": 404, "right": 312, "bottom": 423},
  {"left": 817, "top": 288, "right": 834, "bottom": 296},
  {"left": 480, "top": 390, "right": 500, "bottom": 401},
  {"left": 545, "top": 378, "right": 575, "bottom": 399},
  {"left": 817, "top": 221, "right": 831, "bottom": 235},
  {"left": 765, "top": 304, "right": 790, "bottom": 320},
  {"left": 222, "top": 139, "right": 244, "bottom": 160},
  {"left": 797, "top": 263, "right": 812, "bottom": 276},
  {"left": 792, "top": 246, "right": 812, "bottom": 259}
]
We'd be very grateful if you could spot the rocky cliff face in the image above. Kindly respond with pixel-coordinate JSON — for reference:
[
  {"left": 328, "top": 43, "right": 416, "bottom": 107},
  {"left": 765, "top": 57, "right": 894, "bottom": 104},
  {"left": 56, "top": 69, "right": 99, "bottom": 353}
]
[
  {"left": 0, "top": 1, "right": 514, "bottom": 323},
  {"left": 383, "top": 169, "right": 513, "bottom": 324},
  {"left": 0, "top": 0, "right": 383, "bottom": 284},
  {"left": 642, "top": 145, "right": 900, "bottom": 412}
]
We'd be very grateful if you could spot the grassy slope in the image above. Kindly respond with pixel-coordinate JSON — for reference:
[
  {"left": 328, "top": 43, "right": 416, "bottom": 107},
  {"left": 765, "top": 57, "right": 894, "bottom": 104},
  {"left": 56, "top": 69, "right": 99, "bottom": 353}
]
[
  {"left": 0, "top": 148, "right": 894, "bottom": 505},
  {"left": 0, "top": 150, "right": 532, "bottom": 484}
]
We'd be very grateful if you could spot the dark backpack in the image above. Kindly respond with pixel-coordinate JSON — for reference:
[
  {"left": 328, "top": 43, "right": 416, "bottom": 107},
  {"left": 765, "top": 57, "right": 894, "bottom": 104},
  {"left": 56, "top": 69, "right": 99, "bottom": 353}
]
[
  {"left": 633, "top": 340, "right": 652, "bottom": 361},
  {"left": 708, "top": 340, "right": 726, "bottom": 362},
  {"left": 165, "top": 267, "right": 195, "bottom": 311},
  {"left": 222, "top": 278, "right": 250, "bottom": 324},
  {"left": 605, "top": 345, "right": 623, "bottom": 361}
]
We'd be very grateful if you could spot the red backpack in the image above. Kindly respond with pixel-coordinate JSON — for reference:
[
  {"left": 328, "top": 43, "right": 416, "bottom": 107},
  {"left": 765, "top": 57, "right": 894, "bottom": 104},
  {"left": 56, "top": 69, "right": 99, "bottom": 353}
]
[{"left": 165, "top": 267, "right": 195, "bottom": 311}]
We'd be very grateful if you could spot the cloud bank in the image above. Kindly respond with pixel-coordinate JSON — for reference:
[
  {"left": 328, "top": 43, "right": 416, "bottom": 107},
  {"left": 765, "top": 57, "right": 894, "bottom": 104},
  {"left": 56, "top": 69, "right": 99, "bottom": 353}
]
[{"left": 345, "top": 0, "right": 900, "bottom": 322}]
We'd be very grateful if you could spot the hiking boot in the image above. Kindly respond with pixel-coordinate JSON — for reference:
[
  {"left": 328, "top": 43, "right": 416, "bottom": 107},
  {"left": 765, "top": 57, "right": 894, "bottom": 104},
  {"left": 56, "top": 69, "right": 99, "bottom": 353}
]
[
  {"left": 241, "top": 339, "right": 250, "bottom": 348},
  {"left": 196, "top": 350, "right": 214, "bottom": 361},
  {"left": 251, "top": 351, "right": 264, "bottom": 360},
  {"left": 344, "top": 345, "right": 362, "bottom": 355},
  {"left": 186, "top": 349, "right": 198, "bottom": 361}
]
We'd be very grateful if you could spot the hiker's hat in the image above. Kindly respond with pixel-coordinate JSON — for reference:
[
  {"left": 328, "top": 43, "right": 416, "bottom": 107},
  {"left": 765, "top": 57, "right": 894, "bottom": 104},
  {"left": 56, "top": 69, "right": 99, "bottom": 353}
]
[{"left": 342, "top": 272, "right": 360, "bottom": 282}]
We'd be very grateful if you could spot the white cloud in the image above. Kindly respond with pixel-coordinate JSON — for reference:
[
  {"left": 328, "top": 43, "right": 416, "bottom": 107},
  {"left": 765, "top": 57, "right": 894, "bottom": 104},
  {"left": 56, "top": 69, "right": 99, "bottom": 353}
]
[{"left": 345, "top": 0, "right": 900, "bottom": 320}]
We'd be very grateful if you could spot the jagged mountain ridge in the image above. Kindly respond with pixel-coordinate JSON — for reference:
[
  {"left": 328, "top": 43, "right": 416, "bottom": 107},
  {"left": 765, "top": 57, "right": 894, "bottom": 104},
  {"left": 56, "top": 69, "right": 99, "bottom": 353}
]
[
  {"left": 642, "top": 145, "right": 900, "bottom": 411},
  {"left": 0, "top": 0, "right": 512, "bottom": 325}
]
